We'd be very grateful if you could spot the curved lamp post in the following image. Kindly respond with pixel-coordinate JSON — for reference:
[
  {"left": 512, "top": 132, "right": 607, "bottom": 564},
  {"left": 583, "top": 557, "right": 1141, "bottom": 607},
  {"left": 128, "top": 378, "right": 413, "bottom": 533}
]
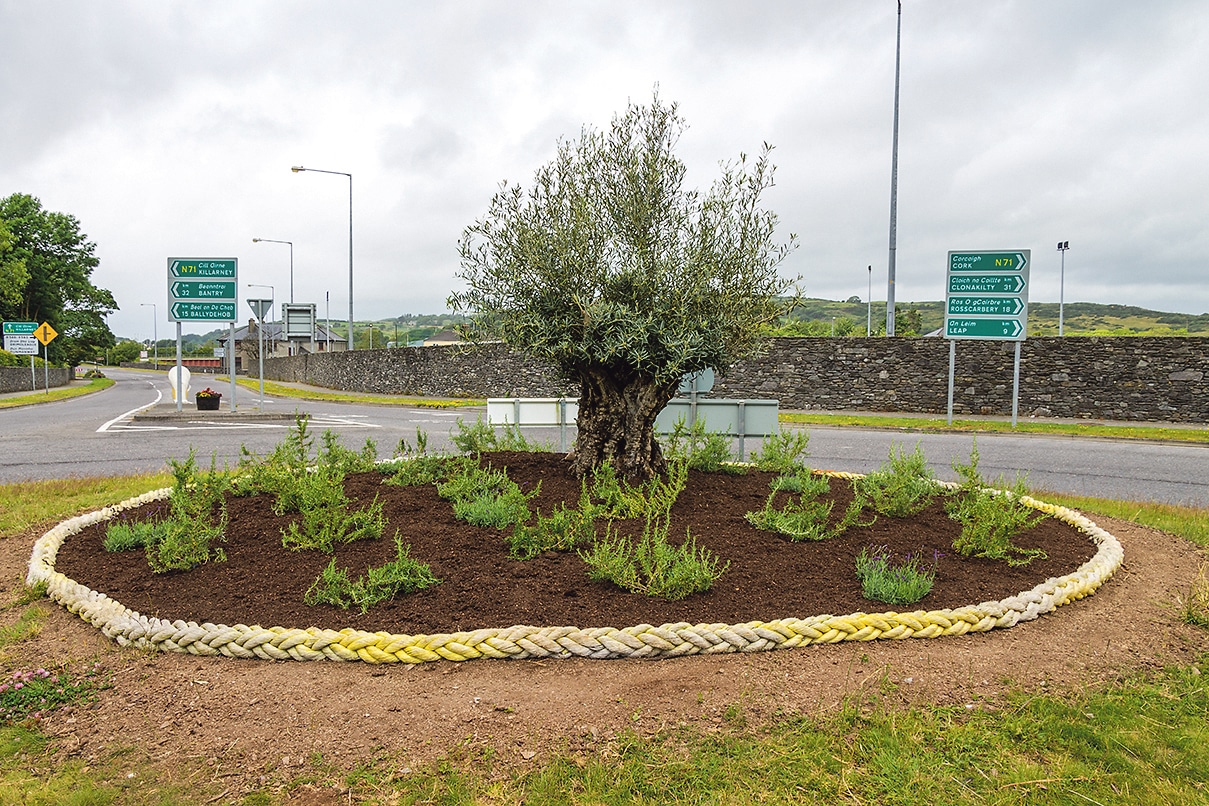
[{"left": 291, "top": 166, "right": 352, "bottom": 350}]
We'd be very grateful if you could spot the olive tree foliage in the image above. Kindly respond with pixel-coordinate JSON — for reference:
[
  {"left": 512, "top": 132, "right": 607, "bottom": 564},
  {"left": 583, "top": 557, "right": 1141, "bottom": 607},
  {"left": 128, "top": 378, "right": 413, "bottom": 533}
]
[{"left": 449, "top": 95, "right": 798, "bottom": 480}]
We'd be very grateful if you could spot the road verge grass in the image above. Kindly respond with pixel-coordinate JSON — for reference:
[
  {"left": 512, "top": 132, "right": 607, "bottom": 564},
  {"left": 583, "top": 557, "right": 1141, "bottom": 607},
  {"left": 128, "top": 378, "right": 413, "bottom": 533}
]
[
  {"left": 0, "top": 377, "right": 114, "bottom": 410},
  {"left": 780, "top": 411, "right": 1209, "bottom": 445},
  {"left": 231, "top": 377, "right": 482, "bottom": 408}
]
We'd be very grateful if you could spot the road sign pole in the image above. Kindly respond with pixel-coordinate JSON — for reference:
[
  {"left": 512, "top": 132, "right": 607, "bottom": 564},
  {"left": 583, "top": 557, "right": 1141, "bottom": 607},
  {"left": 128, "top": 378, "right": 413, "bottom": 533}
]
[
  {"left": 1012, "top": 341, "right": 1022, "bottom": 427},
  {"left": 947, "top": 339, "right": 956, "bottom": 425},
  {"left": 176, "top": 322, "right": 184, "bottom": 412},
  {"left": 229, "top": 322, "right": 237, "bottom": 412},
  {"left": 42, "top": 341, "right": 49, "bottom": 394}
]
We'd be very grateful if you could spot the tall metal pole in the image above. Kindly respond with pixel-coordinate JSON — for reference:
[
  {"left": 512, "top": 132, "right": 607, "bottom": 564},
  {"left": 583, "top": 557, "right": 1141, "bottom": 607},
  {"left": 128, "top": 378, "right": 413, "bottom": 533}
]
[
  {"left": 291, "top": 166, "right": 353, "bottom": 350},
  {"left": 886, "top": 0, "right": 903, "bottom": 337},
  {"left": 1057, "top": 240, "right": 1070, "bottom": 336}
]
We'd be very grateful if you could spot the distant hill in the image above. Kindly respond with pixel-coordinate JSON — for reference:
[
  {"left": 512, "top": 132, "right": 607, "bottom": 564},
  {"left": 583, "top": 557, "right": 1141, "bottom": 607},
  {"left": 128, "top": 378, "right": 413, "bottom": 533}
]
[
  {"left": 125, "top": 303, "right": 1208, "bottom": 349},
  {"left": 777, "top": 298, "right": 1209, "bottom": 337}
]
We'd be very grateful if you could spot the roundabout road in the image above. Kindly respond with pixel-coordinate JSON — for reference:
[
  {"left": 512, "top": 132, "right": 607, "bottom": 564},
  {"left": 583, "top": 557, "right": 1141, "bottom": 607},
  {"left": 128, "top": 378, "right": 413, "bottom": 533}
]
[{"left": 1, "top": 368, "right": 1206, "bottom": 507}]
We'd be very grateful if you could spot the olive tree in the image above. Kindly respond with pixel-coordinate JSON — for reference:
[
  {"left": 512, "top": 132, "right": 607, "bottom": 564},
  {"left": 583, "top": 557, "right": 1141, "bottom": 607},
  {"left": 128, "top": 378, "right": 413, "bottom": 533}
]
[{"left": 450, "top": 95, "right": 797, "bottom": 480}]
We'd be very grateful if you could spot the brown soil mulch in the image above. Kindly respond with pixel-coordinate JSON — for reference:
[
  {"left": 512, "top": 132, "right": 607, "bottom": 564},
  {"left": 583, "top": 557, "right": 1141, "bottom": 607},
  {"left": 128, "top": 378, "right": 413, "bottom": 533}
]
[{"left": 54, "top": 451, "right": 1095, "bottom": 634}]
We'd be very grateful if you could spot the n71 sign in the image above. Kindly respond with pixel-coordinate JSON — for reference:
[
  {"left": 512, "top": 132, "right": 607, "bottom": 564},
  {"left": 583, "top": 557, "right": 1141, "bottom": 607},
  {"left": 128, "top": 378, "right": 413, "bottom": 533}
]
[
  {"left": 168, "top": 258, "right": 238, "bottom": 322},
  {"left": 944, "top": 250, "right": 1030, "bottom": 342}
]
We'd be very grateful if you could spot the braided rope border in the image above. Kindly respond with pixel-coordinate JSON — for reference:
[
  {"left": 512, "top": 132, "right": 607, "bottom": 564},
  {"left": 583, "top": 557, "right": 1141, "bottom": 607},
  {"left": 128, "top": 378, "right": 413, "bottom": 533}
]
[{"left": 26, "top": 473, "right": 1123, "bottom": 664}]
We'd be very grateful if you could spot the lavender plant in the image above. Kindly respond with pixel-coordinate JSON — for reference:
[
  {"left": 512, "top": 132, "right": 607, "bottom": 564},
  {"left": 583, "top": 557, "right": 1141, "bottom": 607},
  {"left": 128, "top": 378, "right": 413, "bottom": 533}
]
[{"left": 855, "top": 545, "right": 941, "bottom": 606}]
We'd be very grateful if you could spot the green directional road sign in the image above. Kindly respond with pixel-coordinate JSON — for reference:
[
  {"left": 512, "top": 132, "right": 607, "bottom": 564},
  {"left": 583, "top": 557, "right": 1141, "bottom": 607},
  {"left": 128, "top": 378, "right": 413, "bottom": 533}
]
[
  {"left": 170, "top": 280, "right": 237, "bottom": 299},
  {"left": 2, "top": 321, "right": 38, "bottom": 355},
  {"left": 944, "top": 249, "right": 1030, "bottom": 342},
  {"left": 947, "top": 296, "right": 1026, "bottom": 316},
  {"left": 948, "top": 251, "right": 1028, "bottom": 273},
  {"left": 947, "top": 274, "right": 1027, "bottom": 295},
  {"left": 170, "top": 301, "right": 238, "bottom": 322},
  {"left": 945, "top": 318, "right": 1024, "bottom": 339},
  {"left": 168, "top": 258, "right": 238, "bottom": 321},
  {"left": 168, "top": 258, "right": 238, "bottom": 279}
]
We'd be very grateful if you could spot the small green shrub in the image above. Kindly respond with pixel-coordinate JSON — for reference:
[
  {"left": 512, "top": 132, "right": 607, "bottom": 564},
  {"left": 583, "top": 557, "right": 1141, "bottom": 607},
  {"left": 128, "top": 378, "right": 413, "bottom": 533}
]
[
  {"left": 281, "top": 467, "right": 386, "bottom": 552},
  {"left": 580, "top": 513, "right": 728, "bottom": 600},
  {"left": 661, "top": 417, "right": 743, "bottom": 473},
  {"left": 436, "top": 462, "right": 512, "bottom": 502},
  {"left": 141, "top": 450, "right": 229, "bottom": 573},
  {"left": 855, "top": 443, "right": 938, "bottom": 517},
  {"left": 318, "top": 430, "right": 378, "bottom": 474},
  {"left": 508, "top": 501, "right": 597, "bottom": 560},
  {"left": 437, "top": 461, "right": 539, "bottom": 529},
  {"left": 102, "top": 519, "right": 159, "bottom": 552},
  {"left": 304, "top": 535, "right": 439, "bottom": 613},
  {"left": 451, "top": 418, "right": 546, "bottom": 454},
  {"left": 452, "top": 481, "right": 540, "bottom": 530},
  {"left": 751, "top": 427, "right": 812, "bottom": 474},
  {"left": 770, "top": 470, "right": 830, "bottom": 497},
  {"left": 383, "top": 454, "right": 468, "bottom": 487},
  {"left": 946, "top": 442, "right": 1047, "bottom": 566},
  {"left": 590, "top": 459, "right": 689, "bottom": 519},
  {"left": 746, "top": 475, "right": 866, "bottom": 541},
  {"left": 855, "top": 545, "right": 940, "bottom": 605}
]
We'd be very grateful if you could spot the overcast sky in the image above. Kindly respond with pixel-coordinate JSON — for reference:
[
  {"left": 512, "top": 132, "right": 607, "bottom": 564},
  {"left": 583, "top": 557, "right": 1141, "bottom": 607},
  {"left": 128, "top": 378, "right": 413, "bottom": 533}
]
[{"left": 3, "top": 1, "right": 1206, "bottom": 340}]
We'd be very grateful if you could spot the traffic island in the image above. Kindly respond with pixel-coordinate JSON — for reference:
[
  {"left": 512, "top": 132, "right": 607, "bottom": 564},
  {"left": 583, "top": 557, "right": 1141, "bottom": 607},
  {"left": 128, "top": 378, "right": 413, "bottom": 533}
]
[{"left": 131, "top": 403, "right": 303, "bottom": 423}]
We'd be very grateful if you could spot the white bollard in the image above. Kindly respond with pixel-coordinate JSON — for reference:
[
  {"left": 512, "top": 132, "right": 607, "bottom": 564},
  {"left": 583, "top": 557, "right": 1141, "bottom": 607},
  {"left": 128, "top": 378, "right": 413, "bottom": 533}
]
[{"left": 167, "top": 366, "right": 191, "bottom": 403}]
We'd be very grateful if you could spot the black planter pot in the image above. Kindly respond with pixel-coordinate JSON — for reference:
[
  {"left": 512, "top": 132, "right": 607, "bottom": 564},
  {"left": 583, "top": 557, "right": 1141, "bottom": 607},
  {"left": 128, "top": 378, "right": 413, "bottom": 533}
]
[{"left": 196, "top": 396, "right": 221, "bottom": 411}]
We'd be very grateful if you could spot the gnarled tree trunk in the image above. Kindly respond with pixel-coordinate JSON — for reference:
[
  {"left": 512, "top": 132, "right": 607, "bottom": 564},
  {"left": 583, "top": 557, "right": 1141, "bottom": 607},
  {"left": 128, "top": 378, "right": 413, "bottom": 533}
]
[{"left": 567, "top": 367, "right": 676, "bottom": 481}]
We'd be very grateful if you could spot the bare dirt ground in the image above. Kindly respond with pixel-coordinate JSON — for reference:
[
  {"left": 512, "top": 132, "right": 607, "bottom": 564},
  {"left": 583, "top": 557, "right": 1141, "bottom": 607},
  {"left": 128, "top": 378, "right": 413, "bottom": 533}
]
[{"left": 3, "top": 455, "right": 1207, "bottom": 804}]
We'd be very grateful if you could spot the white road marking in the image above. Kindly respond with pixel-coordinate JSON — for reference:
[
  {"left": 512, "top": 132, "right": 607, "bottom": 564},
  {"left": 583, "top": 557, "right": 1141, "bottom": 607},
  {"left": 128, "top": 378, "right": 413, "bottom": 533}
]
[{"left": 97, "top": 388, "right": 163, "bottom": 432}]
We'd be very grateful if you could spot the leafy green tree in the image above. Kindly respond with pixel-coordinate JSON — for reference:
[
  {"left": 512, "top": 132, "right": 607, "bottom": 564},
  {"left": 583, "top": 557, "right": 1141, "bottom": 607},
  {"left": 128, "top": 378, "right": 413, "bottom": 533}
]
[
  {"left": 450, "top": 94, "right": 797, "bottom": 480},
  {"left": 0, "top": 193, "right": 117, "bottom": 366}
]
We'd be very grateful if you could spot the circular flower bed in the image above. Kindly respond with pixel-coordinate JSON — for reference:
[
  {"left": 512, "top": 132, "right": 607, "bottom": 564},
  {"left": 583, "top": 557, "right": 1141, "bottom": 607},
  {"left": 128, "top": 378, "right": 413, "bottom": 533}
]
[{"left": 26, "top": 474, "right": 1124, "bottom": 664}]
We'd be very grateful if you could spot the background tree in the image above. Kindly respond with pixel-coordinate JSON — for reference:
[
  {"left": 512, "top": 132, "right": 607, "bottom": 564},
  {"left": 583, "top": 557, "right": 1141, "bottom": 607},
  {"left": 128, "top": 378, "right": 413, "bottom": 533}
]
[
  {"left": 0, "top": 193, "right": 117, "bottom": 366},
  {"left": 451, "top": 94, "right": 797, "bottom": 480}
]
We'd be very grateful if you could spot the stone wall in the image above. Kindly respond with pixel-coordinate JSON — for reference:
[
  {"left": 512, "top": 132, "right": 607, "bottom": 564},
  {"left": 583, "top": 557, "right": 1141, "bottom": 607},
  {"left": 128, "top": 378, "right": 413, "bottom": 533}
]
[
  {"left": 263, "top": 336, "right": 1209, "bottom": 423},
  {"left": 0, "top": 366, "right": 74, "bottom": 394}
]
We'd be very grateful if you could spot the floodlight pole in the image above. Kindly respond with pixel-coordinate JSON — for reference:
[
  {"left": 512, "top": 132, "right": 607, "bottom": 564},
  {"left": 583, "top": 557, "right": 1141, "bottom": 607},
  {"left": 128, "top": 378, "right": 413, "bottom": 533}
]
[
  {"left": 886, "top": 0, "right": 903, "bottom": 337},
  {"left": 1057, "top": 241, "right": 1070, "bottom": 336}
]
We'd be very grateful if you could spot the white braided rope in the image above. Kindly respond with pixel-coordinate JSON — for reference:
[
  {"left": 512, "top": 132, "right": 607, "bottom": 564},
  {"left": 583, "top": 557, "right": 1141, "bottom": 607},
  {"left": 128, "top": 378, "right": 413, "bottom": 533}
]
[{"left": 26, "top": 473, "right": 1124, "bottom": 664}]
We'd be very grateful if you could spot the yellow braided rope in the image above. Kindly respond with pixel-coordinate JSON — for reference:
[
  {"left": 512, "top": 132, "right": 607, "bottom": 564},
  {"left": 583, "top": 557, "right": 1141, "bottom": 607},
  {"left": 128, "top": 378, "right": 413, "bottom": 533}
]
[{"left": 27, "top": 471, "right": 1124, "bottom": 664}]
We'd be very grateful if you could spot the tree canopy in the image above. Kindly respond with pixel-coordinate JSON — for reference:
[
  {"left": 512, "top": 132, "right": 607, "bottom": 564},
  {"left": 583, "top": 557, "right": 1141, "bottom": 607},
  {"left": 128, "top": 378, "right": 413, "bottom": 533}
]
[
  {"left": 450, "top": 94, "right": 797, "bottom": 479},
  {"left": 0, "top": 193, "right": 117, "bottom": 365}
]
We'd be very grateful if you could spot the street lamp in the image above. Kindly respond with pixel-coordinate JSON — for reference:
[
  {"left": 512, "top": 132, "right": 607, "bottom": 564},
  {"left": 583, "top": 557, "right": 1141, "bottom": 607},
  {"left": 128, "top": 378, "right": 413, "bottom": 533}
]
[
  {"left": 1057, "top": 241, "right": 1070, "bottom": 336},
  {"left": 885, "top": 0, "right": 903, "bottom": 337},
  {"left": 292, "top": 165, "right": 353, "bottom": 350},
  {"left": 252, "top": 237, "right": 294, "bottom": 303},
  {"left": 140, "top": 303, "right": 157, "bottom": 366}
]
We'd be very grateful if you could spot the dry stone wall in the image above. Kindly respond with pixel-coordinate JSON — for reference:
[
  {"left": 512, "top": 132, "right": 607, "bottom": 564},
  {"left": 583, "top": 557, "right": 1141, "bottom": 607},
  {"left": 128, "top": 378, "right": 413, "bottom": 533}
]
[
  {"left": 0, "top": 366, "right": 73, "bottom": 394},
  {"left": 262, "top": 336, "right": 1209, "bottom": 423}
]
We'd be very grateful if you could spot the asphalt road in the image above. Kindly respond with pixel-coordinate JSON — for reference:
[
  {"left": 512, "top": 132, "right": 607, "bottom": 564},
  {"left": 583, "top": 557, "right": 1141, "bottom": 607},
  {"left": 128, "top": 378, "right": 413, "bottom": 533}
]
[{"left": 2, "top": 368, "right": 1206, "bottom": 507}]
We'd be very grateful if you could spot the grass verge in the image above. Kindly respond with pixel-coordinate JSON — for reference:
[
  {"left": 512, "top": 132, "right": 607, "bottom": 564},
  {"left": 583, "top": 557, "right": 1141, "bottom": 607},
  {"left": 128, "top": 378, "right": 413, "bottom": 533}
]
[
  {"left": 0, "top": 377, "right": 114, "bottom": 410},
  {"left": 232, "top": 377, "right": 482, "bottom": 408},
  {"left": 0, "top": 473, "right": 172, "bottom": 536},
  {"left": 780, "top": 411, "right": 1209, "bottom": 445}
]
